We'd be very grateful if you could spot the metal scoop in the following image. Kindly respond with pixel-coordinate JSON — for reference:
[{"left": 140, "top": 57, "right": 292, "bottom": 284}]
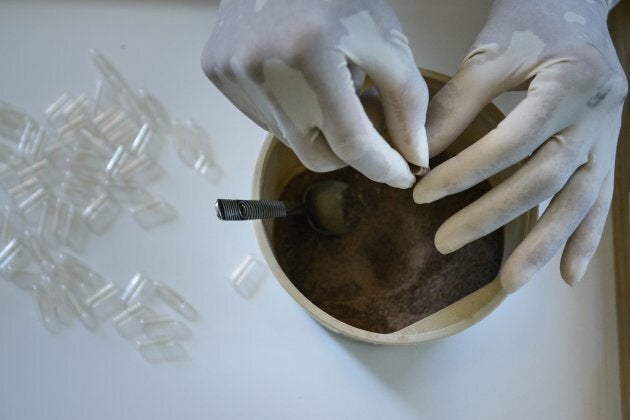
[{"left": 215, "top": 180, "right": 349, "bottom": 235}]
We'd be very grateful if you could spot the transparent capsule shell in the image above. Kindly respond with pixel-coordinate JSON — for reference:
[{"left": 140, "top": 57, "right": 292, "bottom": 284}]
[
  {"left": 86, "top": 283, "right": 123, "bottom": 319},
  {"left": 121, "top": 271, "right": 157, "bottom": 305},
  {"left": 65, "top": 286, "right": 98, "bottom": 331},
  {"left": 156, "top": 283, "right": 198, "bottom": 321},
  {"left": 23, "top": 231, "right": 56, "bottom": 275},
  {"left": 137, "top": 337, "right": 186, "bottom": 364},
  {"left": 33, "top": 285, "right": 62, "bottom": 334},
  {"left": 230, "top": 255, "right": 266, "bottom": 299},
  {"left": 131, "top": 198, "right": 177, "bottom": 229},
  {"left": 46, "top": 278, "right": 75, "bottom": 326},
  {"left": 0, "top": 239, "right": 30, "bottom": 272},
  {"left": 117, "top": 154, "right": 163, "bottom": 184},
  {"left": 112, "top": 302, "right": 155, "bottom": 339},
  {"left": 82, "top": 193, "right": 120, "bottom": 234},
  {"left": 108, "top": 181, "right": 152, "bottom": 206},
  {"left": 58, "top": 252, "right": 106, "bottom": 298},
  {"left": 142, "top": 316, "right": 190, "bottom": 340}
]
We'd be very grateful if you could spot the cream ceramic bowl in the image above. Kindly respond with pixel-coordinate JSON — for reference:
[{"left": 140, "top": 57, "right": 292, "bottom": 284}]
[{"left": 252, "top": 70, "right": 537, "bottom": 344}]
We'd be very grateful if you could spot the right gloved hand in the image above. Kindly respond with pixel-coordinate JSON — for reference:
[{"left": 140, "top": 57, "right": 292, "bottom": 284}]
[
  {"left": 413, "top": 0, "right": 627, "bottom": 292},
  {"left": 201, "top": 0, "right": 429, "bottom": 189}
]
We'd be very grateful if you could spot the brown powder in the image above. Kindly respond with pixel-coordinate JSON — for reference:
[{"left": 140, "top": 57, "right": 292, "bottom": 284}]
[{"left": 272, "top": 162, "right": 503, "bottom": 334}]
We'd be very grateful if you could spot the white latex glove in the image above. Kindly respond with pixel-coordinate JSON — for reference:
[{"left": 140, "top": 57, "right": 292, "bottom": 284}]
[
  {"left": 201, "top": 0, "right": 429, "bottom": 188},
  {"left": 413, "top": 0, "right": 627, "bottom": 292}
]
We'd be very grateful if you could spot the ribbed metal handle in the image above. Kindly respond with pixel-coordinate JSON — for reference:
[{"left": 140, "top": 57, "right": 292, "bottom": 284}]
[{"left": 215, "top": 199, "right": 289, "bottom": 221}]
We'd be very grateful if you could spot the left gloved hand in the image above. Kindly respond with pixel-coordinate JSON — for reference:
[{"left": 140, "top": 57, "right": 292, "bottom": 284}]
[
  {"left": 413, "top": 0, "right": 627, "bottom": 292},
  {"left": 201, "top": 0, "right": 429, "bottom": 189}
]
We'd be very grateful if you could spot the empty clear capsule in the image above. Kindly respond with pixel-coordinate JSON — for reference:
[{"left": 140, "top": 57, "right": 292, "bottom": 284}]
[
  {"left": 2, "top": 265, "right": 45, "bottom": 290},
  {"left": 58, "top": 252, "right": 106, "bottom": 297},
  {"left": 137, "top": 90, "right": 172, "bottom": 131},
  {"left": 53, "top": 203, "right": 89, "bottom": 252},
  {"left": 121, "top": 272, "right": 157, "bottom": 305},
  {"left": 1, "top": 205, "right": 15, "bottom": 244},
  {"left": 230, "top": 255, "right": 266, "bottom": 299},
  {"left": 82, "top": 192, "right": 120, "bottom": 234},
  {"left": 61, "top": 93, "right": 93, "bottom": 120},
  {"left": 93, "top": 105, "right": 124, "bottom": 129},
  {"left": 96, "top": 113, "right": 139, "bottom": 148},
  {"left": 0, "top": 101, "right": 35, "bottom": 141},
  {"left": 131, "top": 198, "right": 177, "bottom": 229},
  {"left": 172, "top": 120, "right": 221, "bottom": 184},
  {"left": 0, "top": 239, "right": 30, "bottom": 272},
  {"left": 58, "top": 252, "right": 103, "bottom": 284},
  {"left": 33, "top": 285, "right": 62, "bottom": 334},
  {"left": 117, "top": 154, "right": 163, "bottom": 184},
  {"left": 45, "top": 135, "right": 78, "bottom": 170},
  {"left": 108, "top": 181, "right": 152, "bottom": 206},
  {"left": 112, "top": 302, "right": 155, "bottom": 339},
  {"left": 77, "top": 128, "right": 112, "bottom": 158},
  {"left": 7, "top": 175, "right": 40, "bottom": 197},
  {"left": 86, "top": 283, "right": 123, "bottom": 319},
  {"left": 130, "top": 123, "right": 162, "bottom": 158},
  {"left": 17, "top": 159, "right": 48, "bottom": 179},
  {"left": 36, "top": 198, "right": 58, "bottom": 247},
  {"left": 18, "top": 124, "right": 47, "bottom": 162},
  {"left": 45, "top": 92, "right": 75, "bottom": 121},
  {"left": 46, "top": 199, "right": 79, "bottom": 245},
  {"left": 193, "top": 154, "right": 221, "bottom": 185},
  {"left": 0, "top": 143, "right": 17, "bottom": 166},
  {"left": 45, "top": 278, "right": 75, "bottom": 327},
  {"left": 93, "top": 80, "right": 117, "bottom": 117},
  {"left": 23, "top": 231, "right": 56, "bottom": 275},
  {"left": 106, "top": 123, "right": 142, "bottom": 150},
  {"left": 156, "top": 283, "right": 198, "bottom": 321},
  {"left": 66, "top": 148, "right": 110, "bottom": 175},
  {"left": 57, "top": 114, "right": 89, "bottom": 136},
  {"left": 64, "top": 286, "right": 98, "bottom": 331},
  {"left": 59, "top": 180, "right": 97, "bottom": 208},
  {"left": 137, "top": 337, "right": 186, "bottom": 363},
  {"left": 105, "top": 145, "right": 129, "bottom": 178},
  {"left": 44, "top": 92, "right": 93, "bottom": 124},
  {"left": 90, "top": 50, "right": 133, "bottom": 94},
  {"left": 142, "top": 316, "right": 190, "bottom": 340},
  {"left": 16, "top": 187, "right": 47, "bottom": 220},
  {"left": 172, "top": 121, "right": 200, "bottom": 168}
]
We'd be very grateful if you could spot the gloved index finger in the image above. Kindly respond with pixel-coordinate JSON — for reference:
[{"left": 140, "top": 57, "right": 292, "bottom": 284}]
[
  {"left": 311, "top": 56, "right": 415, "bottom": 189},
  {"left": 336, "top": 15, "right": 430, "bottom": 169}
]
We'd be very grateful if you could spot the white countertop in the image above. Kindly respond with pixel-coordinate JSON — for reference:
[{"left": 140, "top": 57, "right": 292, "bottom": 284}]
[{"left": 0, "top": 1, "right": 621, "bottom": 419}]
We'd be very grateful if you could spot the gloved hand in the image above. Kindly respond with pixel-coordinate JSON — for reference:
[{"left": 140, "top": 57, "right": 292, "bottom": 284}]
[
  {"left": 413, "top": 0, "right": 627, "bottom": 292},
  {"left": 201, "top": 0, "right": 429, "bottom": 189}
]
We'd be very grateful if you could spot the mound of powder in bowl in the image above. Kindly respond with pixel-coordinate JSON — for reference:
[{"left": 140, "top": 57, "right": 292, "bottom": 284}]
[{"left": 273, "top": 161, "right": 503, "bottom": 334}]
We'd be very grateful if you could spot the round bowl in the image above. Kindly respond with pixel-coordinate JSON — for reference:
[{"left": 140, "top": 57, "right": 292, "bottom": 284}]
[{"left": 252, "top": 69, "right": 537, "bottom": 344}]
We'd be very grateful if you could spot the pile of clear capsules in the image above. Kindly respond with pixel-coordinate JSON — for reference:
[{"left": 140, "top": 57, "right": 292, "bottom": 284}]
[{"left": 0, "top": 50, "right": 220, "bottom": 363}]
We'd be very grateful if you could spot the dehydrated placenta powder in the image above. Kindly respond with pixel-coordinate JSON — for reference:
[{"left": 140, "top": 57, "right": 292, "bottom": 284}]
[{"left": 272, "top": 163, "right": 504, "bottom": 334}]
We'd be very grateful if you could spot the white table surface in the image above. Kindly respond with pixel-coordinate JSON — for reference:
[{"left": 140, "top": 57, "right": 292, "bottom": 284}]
[{"left": 0, "top": 1, "right": 622, "bottom": 419}]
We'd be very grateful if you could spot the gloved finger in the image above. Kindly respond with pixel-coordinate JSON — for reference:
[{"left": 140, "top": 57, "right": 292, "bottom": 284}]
[
  {"left": 424, "top": 59, "right": 505, "bottom": 158},
  {"left": 339, "top": 28, "right": 430, "bottom": 168},
  {"left": 359, "top": 87, "right": 387, "bottom": 135},
  {"left": 314, "top": 58, "right": 415, "bottom": 189},
  {"left": 287, "top": 128, "right": 346, "bottom": 172},
  {"left": 433, "top": 129, "right": 586, "bottom": 254},
  {"left": 425, "top": 52, "right": 588, "bottom": 158},
  {"left": 415, "top": 69, "right": 583, "bottom": 205},
  {"left": 560, "top": 170, "right": 614, "bottom": 286},
  {"left": 499, "top": 160, "right": 604, "bottom": 293},
  {"left": 363, "top": 56, "right": 430, "bottom": 169}
]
